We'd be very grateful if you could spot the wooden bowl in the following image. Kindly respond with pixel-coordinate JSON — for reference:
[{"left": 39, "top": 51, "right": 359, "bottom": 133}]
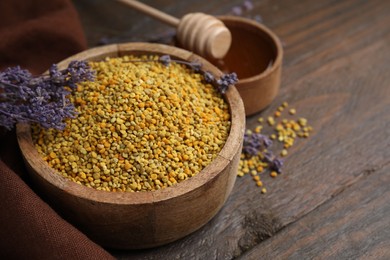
[
  {"left": 16, "top": 43, "right": 245, "bottom": 249},
  {"left": 211, "top": 16, "right": 284, "bottom": 116}
]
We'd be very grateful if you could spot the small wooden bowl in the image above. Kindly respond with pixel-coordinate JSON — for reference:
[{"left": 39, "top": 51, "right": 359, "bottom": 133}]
[
  {"left": 16, "top": 43, "right": 245, "bottom": 249},
  {"left": 211, "top": 16, "right": 283, "bottom": 116}
]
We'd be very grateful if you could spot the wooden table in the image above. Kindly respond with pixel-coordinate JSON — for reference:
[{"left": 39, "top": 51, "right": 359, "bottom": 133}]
[{"left": 72, "top": 0, "right": 390, "bottom": 259}]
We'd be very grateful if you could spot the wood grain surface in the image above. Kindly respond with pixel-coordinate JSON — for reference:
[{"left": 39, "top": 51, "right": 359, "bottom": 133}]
[{"left": 72, "top": 0, "right": 390, "bottom": 259}]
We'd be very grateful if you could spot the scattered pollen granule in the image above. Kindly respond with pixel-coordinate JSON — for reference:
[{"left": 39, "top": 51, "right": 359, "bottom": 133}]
[
  {"left": 32, "top": 55, "right": 231, "bottom": 192},
  {"left": 238, "top": 102, "right": 313, "bottom": 193}
]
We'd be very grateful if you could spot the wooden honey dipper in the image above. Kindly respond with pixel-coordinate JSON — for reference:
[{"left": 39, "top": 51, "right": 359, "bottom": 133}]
[{"left": 116, "top": 0, "right": 232, "bottom": 59}]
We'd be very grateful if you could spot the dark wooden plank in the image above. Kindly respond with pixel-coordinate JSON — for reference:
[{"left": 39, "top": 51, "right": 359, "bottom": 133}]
[
  {"left": 239, "top": 167, "right": 390, "bottom": 260},
  {"left": 70, "top": 0, "right": 390, "bottom": 258},
  {"left": 72, "top": 0, "right": 240, "bottom": 46}
]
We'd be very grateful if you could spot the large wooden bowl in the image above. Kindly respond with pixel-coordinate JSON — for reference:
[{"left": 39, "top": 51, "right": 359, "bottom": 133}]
[{"left": 16, "top": 43, "right": 245, "bottom": 249}]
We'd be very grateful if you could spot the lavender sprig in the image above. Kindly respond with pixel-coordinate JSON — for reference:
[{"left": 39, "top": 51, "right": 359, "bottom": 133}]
[
  {"left": 158, "top": 55, "right": 238, "bottom": 94},
  {"left": 159, "top": 54, "right": 203, "bottom": 72},
  {"left": 0, "top": 61, "right": 95, "bottom": 130},
  {"left": 126, "top": 55, "right": 238, "bottom": 94}
]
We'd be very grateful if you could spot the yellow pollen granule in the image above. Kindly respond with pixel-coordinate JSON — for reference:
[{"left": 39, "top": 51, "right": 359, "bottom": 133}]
[{"left": 289, "top": 108, "right": 296, "bottom": 115}]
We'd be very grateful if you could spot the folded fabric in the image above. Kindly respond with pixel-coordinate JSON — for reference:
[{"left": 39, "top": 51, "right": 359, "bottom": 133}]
[{"left": 0, "top": 0, "right": 114, "bottom": 258}]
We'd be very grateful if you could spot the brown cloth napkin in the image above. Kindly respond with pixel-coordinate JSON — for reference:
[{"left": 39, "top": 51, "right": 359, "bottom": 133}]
[{"left": 0, "top": 0, "right": 114, "bottom": 259}]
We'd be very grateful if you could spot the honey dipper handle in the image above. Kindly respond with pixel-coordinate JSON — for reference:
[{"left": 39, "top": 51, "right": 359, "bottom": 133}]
[{"left": 116, "top": 0, "right": 179, "bottom": 27}]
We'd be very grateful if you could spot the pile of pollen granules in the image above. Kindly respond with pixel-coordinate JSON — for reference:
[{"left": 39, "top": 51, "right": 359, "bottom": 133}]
[
  {"left": 238, "top": 102, "right": 313, "bottom": 194},
  {"left": 32, "top": 55, "right": 231, "bottom": 192}
]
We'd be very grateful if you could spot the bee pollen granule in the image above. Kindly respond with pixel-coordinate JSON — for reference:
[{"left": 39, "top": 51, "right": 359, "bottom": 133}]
[{"left": 32, "top": 55, "right": 231, "bottom": 192}]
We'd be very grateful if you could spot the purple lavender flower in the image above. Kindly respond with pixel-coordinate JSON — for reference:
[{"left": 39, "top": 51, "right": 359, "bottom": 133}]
[
  {"left": 0, "top": 66, "right": 30, "bottom": 82},
  {"left": 271, "top": 157, "right": 284, "bottom": 173},
  {"left": 158, "top": 55, "right": 202, "bottom": 72},
  {"left": 231, "top": 6, "right": 243, "bottom": 16},
  {"left": 159, "top": 55, "right": 171, "bottom": 66},
  {"left": 263, "top": 150, "right": 274, "bottom": 163},
  {"left": 231, "top": 1, "right": 254, "bottom": 16},
  {"left": 0, "top": 60, "right": 94, "bottom": 130},
  {"left": 52, "top": 60, "right": 95, "bottom": 89},
  {"left": 263, "top": 151, "right": 284, "bottom": 173},
  {"left": 243, "top": 0, "right": 254, "bottom": 11},
  {"left": 242, "top": 132, "right": 272, "bottom": 156},
  {"left": 217, "top": 72, "right": 238, "bottom": 94},
  {"left": 252, "top": 132, "right": 273, "bottom": 148},
  {"left": 203, "top": 71, "right": 215, "bottom": 83},
  {"left": 189, "top": 61, "right": 202, "bottom": 72}
]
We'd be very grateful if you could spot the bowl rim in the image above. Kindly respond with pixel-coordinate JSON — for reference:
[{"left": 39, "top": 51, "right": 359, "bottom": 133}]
[
  {"left": 16, "top": 42, "right": 245, "bottom": 205},
  {"left": 217, "top": 15, "right": 284, "bottom": 84}
]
